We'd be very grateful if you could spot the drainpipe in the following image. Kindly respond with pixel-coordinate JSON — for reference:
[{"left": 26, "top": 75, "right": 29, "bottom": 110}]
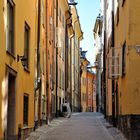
[
  {"left": 37, "top": 0, "right": 42, "bottom": 126},
  {"left": 86, "top": 71, "right": 88, "bottom": 111},
  {"left": 65, "top": 11, "right": 73, "bottom": 103},
  {"left": 103, "top": 0, "right": 106, "bottom": 118},
  {"left": 78, "top": 33, "right": 83, "bottom": 112},
  {"left": 112, "top": 0, "right": 116, "bottom": 127},
  {"left": 73, "top": 18, "right": 79, "bottom": 112},
  {"left": 69, "top": 31, "right": 74, "bottom": 112},
  {"left": 55, "top": 0, "right": 58, "bottom": 117}
]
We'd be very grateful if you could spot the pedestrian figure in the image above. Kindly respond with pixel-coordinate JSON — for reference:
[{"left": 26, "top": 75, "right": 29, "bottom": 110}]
[{"left": 62, "top": 101, "right": 71, "bottom": 118}]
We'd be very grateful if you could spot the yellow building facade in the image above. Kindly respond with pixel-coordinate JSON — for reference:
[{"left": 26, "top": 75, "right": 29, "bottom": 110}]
[
  {"left": 0, "top": 0, "right": 36, "bottom": 139},
  {"left": 105, "top": 0, "right": 140, "bottom": 139},
  {"left": 71, "top": 5, "right": 83, "bottom": 112},
  {"left": 56, "top": 0, "right": 69, "bottom": 115},
  {"left": 80, "top": 57, "right": 89, "bottom": 112}
]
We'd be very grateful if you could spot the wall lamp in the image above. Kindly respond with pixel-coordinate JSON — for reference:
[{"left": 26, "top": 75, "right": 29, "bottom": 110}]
[
  {"left": 68, "top": 0, "right": 78, "bottom": 5},
  {"left": 17, "top": 54, "right": 27, "bottom": 67},
  {"left": 68, "top": 2, "right": 78, "bottom": 5}
]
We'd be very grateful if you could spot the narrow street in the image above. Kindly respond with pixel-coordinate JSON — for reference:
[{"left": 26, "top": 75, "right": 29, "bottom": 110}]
[{"left": 26, "top": 113, "right": 126, "bottom": 140}]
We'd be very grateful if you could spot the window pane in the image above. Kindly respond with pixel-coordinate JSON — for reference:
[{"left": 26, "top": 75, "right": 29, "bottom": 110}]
[
  {"left": 7, "top": 1, "right": 14, "bottom": 54},
  {"left": 23, "top": 95, "right": 29, "bottom": 125},
  {"left": 24, "top": 23, "right": 30, "bottom": 68}
]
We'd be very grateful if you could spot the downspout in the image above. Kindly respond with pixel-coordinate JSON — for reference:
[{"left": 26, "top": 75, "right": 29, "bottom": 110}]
[
  {"left": 78, "top": 33, "right": 83, "bottom": 112},
  {"left": 65, "top": 11, "right": 72, "bottom": 103},
  {"left": 73, "top": 18, "right": 78, "bottom": 111},
  {"left": 112, "top": 0, "right": 116, "bottom": 127},
  {"left": 55, "top": 0, "right": 58, "bottom": 117},
  {"left": 86, "top": 67, "right": 88, "bottom": 112},
  {"left": 103, "top": 0, "right": 106, "bottom": 118},
  {"left": 37, "top": 0, "right": 41, "bottom": 126},
  {"left": 46, "top": 0, "right": 49, "bottom": 124}
]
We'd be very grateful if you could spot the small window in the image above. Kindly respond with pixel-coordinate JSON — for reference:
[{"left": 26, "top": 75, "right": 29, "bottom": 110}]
[
  {"left": 59, "top": 8, "right": 61, "bottom": 21},
  {"left": 23, "top": 94, "right": 29, "bottom": 126},
  {"left": 59, "top": 68, "right": 61, "bottom": 88},
  {"left": 62, "top": 15, "right": 65, "bottom": 27},
  {"left": 122, "top": 42, "right": 126, "bottom": 77},
  {"left": 24, "top": 22, "right": 30, "bottom": 69},
  {"left": 41, "top": 0, "right": 45, "bottom": 26},
  {"left": 7, "top": 0, "right": 14, "bottom": 54},
  {"left": 116, "top": 7, "right": 119, "bottom": 26}
]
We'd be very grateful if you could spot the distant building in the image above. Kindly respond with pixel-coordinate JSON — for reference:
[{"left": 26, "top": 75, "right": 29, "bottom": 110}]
[
  {"left": 93, "top": 14, "right": 103, "bottom": 113},
  {"left": 80, "top": 50, "right": 89, "bottom": 112},
  {"left": 87, "top": 71, "right": 96, "bottom": 112},
  {"left": 71, "top": 5, "right": 83, "bottom": 112}
]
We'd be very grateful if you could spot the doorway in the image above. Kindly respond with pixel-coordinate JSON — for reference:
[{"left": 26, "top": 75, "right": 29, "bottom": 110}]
[
  {"left": 6, "top": 72, "right": 16, "bottom": 140},
  {"left": 115, "top": 82, "right": 119, "bottom": 126}
]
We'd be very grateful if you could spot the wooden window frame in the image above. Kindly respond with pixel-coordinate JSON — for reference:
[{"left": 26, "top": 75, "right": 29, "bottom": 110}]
[
  {"left": 122, "top": 42, "right": 126, "bottom": 77},
  {"left": 59, "top": 8, "right": 61, "bottom": 21},
  {"left": 23, "top": 94, "right": 29, "bottom": 126},
  {"left": 7, "top": 0, "right": 15, "bottom": 55},
  {"left": 24, "top": 22, "right": 30, "bottom": 70}
]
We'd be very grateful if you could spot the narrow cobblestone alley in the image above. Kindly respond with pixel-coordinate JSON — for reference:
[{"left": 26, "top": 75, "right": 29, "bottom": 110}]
[{"left": 26, "top": 113, "right": 126, "bottom": 140}]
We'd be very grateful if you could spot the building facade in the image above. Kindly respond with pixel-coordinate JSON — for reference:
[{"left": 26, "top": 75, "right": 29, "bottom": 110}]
[
  {"left": 0, "top": 0, "right": 83, "bottom": 139},
  {"left": 0, "top": 0, "right": 36, "bottom": 139},
  {"left": 71, "top": 5, "right": 83, "bottom": 112},
  {"left": 80, "top": 50, "right": 89, "bottom": 112},
  {"left": 93, "top": 14, "right": 103, "bottom": 112},
  {"left": 103, "top": 0, "right": 140, "bottom": 139},
  {"left": 87, "top": 71, "right": 95, "bottom": 112}
]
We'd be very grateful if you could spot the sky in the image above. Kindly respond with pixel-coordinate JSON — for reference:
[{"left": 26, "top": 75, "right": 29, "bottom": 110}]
[{"left": 76, "top": 0, "right": 100, "bottom": 64}]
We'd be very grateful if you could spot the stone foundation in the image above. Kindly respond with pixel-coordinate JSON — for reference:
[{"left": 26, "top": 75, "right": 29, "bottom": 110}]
[
  {"left": 106, "top": 115, "right": 113, "bottom": 124},
  {"left": 118, "top": 115, "right": 140, "bottom": 140},
  {"left": 21, "top": 127, "right": 34, "bottom": 140}
]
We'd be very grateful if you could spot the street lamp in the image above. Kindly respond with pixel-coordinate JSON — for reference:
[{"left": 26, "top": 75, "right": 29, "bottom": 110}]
[
  {"left": 68, "top": 0, "right": 78, "bottom": 5},
  {"left": 17, "top": 54, "right": 27, "bottom": 67}
]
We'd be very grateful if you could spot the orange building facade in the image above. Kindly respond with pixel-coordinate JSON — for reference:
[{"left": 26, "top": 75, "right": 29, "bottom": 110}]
[{"left": 87, "top": 71, "right": 96, "bottom": 112}]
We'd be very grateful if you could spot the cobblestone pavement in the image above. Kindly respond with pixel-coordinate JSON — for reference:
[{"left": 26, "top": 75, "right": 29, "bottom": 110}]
[{"left": 26, "top": 112, "right": 127, "bottom": 140}]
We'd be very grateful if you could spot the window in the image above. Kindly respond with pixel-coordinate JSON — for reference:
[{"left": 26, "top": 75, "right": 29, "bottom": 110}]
[
  {"left": 7, "top": 0, "right": 14, "bottom": 54},
  {"left": 62, "top": 15, "right": 65, "bottom": 27},
  {"left": 116, "top": 6, "right": 119, "bottom": 26},
  {"left": 41, "top": 0, "right": 45, "bottom": 26},
  {"left": 59, "top": 8, "right": 61, "bottom": 21},
  {"left": 59, "top": 68, "right": 61, "bottom": 88},
  {"left": 42, "top": 51, "right": 45, "bottom": 74},
  {"left": 23, "top": 94, "right": 29, "bottom": 126},
  {"left": 122, "top": 42, "right": 126, "bottom": 77},
  {"left": 24, "top": 23, "right": 30, "bottom": 69},
  {"left": 62, "top": 71, "right": 64, "bottom": 90}
]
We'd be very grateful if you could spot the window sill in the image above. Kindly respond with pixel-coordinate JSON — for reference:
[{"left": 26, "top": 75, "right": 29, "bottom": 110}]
[{"left": 6, "top": 50, "right": 16, "bottom": 59}]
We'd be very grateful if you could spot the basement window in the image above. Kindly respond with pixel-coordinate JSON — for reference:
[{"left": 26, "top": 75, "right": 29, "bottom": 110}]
[{"left": 23, "top": 94, "right": 29, "bottom": 126}]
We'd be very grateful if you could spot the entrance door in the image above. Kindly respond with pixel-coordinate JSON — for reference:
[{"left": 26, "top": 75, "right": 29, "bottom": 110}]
[{"left": 7, "top": 73, "right": 16, "bottom": 140}]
